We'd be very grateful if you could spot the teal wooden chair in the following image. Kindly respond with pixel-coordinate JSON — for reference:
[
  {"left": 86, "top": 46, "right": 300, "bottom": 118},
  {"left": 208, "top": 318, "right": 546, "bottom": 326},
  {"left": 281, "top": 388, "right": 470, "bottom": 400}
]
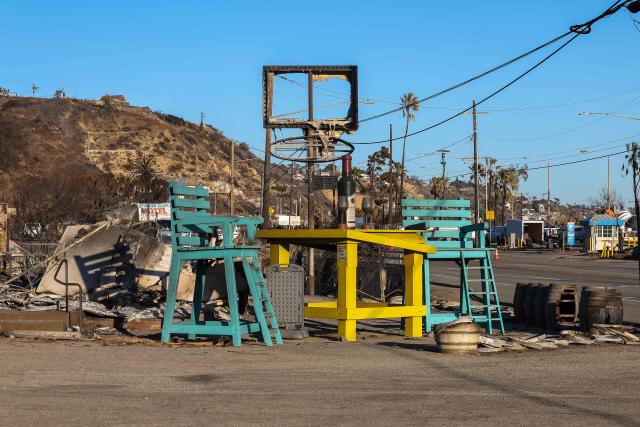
[
  {"left": 402, "top": 198, "right": 504, "bottom": 334},
  {"left": 161, "top": 181, "right": 283, "bottom": 346}
]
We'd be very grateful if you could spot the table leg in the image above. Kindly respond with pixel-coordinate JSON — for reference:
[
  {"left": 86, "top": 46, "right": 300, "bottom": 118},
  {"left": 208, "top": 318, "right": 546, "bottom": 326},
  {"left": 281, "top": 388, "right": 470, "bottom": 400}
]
[
  {"left": 269, "top": 242, "right": 290, "bottom": 265},
  {"left": 404, "top": 251, "right": 423, "bottom": 337},
  {"left": 337, "top": 241, "right": 357, "bottom": 341}
]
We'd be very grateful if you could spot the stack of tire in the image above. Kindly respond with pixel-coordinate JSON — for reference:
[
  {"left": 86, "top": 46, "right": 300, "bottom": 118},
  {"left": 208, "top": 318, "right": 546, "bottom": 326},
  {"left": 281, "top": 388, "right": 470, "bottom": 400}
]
[
  {"left": 513, "top": 283, "right": 623, "bottom": 331},
  {"left": 513, "top": 282, "right": 578, "bottom": 331}
]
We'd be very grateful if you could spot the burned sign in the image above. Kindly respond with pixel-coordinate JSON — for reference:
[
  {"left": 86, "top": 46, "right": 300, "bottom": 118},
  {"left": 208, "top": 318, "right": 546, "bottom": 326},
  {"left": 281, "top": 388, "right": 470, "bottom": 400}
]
[{"left": 262, "top": 65, "right": 358, "bottom": 163}]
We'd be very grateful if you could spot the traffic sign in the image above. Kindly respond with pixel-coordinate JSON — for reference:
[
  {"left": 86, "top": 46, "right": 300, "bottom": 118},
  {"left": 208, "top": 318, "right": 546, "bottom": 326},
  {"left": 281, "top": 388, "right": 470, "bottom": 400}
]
[
  {"left": 486, "top": 210, "right": 495, "bottom": 221},
  {"left": 268, "top": 207, "right": 275, "bottom": 216}
]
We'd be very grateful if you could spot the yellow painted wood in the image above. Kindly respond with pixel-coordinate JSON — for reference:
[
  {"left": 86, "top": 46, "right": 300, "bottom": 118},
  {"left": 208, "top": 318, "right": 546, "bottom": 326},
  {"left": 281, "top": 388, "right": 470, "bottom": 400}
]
[
  {"left": 404, "top": 251, "right": 424, "bottom": 337},
  {"left": 305, "top": 302, "right": 425, "bottom": 320},
  {"left": 258, "top": 228, "right": 434, "bottom": 341},
  {"left": 304, "top": 305, "right": 340, "bottom": 319},
  {"left": 305, "top": 301, "right": 338, "bottom": 308},
  {"left": 338, "top": 320, "right": 357, "bottom": 341},
  {"left": 269, "top": 242, "right": 290, "bottom": 265},
  {"left": 257, "top": 229, "right": 436, "bottom": 254},
  {"left": 337, "top": 241, "right": 358, "bottom": 340},
  {"left": 340, "top": 306, "right": 425, "bottom": 320}
]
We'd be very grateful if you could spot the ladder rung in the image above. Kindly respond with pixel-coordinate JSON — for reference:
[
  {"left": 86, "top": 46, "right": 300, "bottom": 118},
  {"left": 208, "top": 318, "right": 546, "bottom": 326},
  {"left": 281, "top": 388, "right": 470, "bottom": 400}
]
[
  {"left": 465, "top": 266, "right": 488, "bottom": 270},
  {"left": 468, "top": 291, "right": 497, "bottom": 295}
]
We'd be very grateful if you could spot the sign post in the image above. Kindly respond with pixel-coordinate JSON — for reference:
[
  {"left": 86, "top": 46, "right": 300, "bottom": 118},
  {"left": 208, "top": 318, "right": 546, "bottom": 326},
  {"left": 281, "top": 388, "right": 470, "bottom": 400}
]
[
  {"left": 566, "top": 222, "right": 575, "bottom": 249},
  {"left": 486, "top": 210, "right": 495, "bottom": 246}
]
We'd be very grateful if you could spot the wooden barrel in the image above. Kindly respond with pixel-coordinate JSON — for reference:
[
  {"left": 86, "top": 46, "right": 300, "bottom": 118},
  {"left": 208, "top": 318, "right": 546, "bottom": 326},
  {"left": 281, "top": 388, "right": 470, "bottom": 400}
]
[
  {"left": 534, "top": 284, "right": 549, "bottom": 329},
  {"left": 435, "top": 322, "right": 481, "bottom": 354},
  {"left": 513, "top": 283, "right": 528, "bottom": 323},
  {"left": 606, "top": 288, "right": 624, "bottom": 325},
  {"left": 544, "top": 282, "right": 577, "bottom": 330},
  {"left": 579, "top": 286, "right": 607, "bottom": 331},
  {"left": 524, "top": 283, "right": 539, "bottom": 326}
]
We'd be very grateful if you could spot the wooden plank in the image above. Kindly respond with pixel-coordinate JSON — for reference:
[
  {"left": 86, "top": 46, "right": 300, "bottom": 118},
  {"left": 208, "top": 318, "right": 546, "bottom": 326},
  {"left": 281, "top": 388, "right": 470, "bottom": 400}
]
[
  {"left": 172, "top": 197, "right": 211, "bottom": 210},
  {"left": 177, "top": 235, "right": 211, "bottom": 246},
  {"left": 421, "top": 220, "right": 471, "bottom": 228},
  {"left": 402, "top": 199, "right": 470, "bottom": 208},
  {"left": 427, "top": 241, "right": 473, "bottom": 249},
  {"left": 170, "top": 183, "right": 209, "bottom": 197},
  {"left": 402, "top": 209, "right": 472, "bottom": 218},
  {"left": 175, "top": 224, "right": 213, "bottom": 234}
]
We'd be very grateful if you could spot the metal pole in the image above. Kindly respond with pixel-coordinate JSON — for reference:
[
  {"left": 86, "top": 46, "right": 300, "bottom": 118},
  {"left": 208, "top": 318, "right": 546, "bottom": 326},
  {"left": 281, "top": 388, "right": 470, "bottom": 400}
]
[
  {"left": 261, "top": 129, "right": 272, "bottom": 227},
  {"left": 607, "top": 155, "right": 611, "bottom": 209},
  {"left": 289, "top": 163, "right": 294, "bottom": 229},
  {"left": 485, "top": 157, "right": 489, "bottom": 217},
  {"left": 230, "top": 139, "right": 235, "bottom": 214},
  {"left": 307, "top": 71, "right": 315, "bottom": 296},
  {"left": 472, "top": 100, "right": 479, "bottom": 224},
  {"left": 388, "top": 124, "right": 393, "bottom": 224},
  {"left": 547, "top": 162, "right": 551, "bottom": 225}
]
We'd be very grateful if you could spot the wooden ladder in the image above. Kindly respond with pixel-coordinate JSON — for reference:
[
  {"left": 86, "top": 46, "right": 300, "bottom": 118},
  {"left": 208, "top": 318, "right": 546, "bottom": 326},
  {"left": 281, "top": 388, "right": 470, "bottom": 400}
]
[{"left": 460, "top": 252, "right": 505, "bottom": 335}]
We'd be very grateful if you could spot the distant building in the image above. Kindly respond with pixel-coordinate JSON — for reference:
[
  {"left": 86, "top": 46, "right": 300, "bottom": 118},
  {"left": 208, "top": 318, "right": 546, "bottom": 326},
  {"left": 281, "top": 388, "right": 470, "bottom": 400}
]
[
  {"left": 581, "top": 214, "right": 624, "bottom": 252},
  {"left": 100, "top": 94, "right": 129, "bottom": 108}
]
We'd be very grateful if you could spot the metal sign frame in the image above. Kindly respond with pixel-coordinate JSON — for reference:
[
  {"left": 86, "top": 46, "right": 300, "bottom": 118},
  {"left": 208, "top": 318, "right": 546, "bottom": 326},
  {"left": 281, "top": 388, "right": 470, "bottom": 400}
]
[{"left": 262, "top": 65, "right": 359, "bottom": 133}]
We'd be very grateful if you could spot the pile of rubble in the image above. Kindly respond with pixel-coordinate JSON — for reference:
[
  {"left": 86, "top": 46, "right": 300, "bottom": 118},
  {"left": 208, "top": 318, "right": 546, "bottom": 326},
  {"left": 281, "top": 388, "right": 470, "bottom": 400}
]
[{"left": 478, "top": 325, "right": 640, "bottom": 353}]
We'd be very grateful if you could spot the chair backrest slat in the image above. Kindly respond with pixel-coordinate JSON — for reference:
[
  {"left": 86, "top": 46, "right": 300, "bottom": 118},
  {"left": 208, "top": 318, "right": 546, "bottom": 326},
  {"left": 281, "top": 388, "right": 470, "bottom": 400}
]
[{"left": 402, "top": 198, "right": 478, "bottom": 251}]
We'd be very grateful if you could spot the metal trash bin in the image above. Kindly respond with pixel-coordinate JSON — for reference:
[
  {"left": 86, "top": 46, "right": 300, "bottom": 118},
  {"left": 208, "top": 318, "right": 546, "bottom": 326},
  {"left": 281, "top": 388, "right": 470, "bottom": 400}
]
[{"left": 266, "top": 264, "right": 308, "bottom": 339}]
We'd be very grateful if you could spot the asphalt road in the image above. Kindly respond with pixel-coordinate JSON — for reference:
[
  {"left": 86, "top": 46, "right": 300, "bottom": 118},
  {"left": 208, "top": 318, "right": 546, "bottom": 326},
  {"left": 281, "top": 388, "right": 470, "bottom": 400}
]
[
  {"left": 0, "top": 337, "right": 639, "bottom": 426},
  {"left": 429, "top": 250, "right": 640, "bottom": 324}
]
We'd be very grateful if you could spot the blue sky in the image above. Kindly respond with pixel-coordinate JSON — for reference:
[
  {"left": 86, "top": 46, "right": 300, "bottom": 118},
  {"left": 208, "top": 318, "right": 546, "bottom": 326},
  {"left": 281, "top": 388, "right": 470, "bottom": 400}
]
[{"left": 2, "top": 1, "right": 639, "bottom": 205}]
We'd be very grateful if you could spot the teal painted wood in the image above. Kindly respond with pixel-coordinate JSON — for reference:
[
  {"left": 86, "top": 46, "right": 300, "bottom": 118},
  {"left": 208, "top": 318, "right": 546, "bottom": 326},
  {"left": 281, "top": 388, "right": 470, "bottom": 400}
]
[
  {"left": 402, "top": 209, "right": 472, "bottom": 218},
  {"left": 172, "top": 197, "right": 211, "bottom": 209},
  {"left": 170, "top": 183, "right": 209, "bottom": 197},
  {"left": 458, "top": 252, "right": 505, "bottom": 334},
  {"left": 402, "top": 199, "right": 470, "bottom": 208},
  {"left": 417, "top": 219, "right": 472, "bottom": 228},
  {"left": 401, "top": 198, "right": 502, "bottom": 334},
  {"left": 162, "top": 180, "right": 282, "bottom": 346}
]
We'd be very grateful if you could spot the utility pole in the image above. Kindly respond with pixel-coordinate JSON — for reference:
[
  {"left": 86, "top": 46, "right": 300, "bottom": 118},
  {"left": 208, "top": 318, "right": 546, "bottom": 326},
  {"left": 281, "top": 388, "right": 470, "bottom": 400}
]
[
  {"left": 607, "top": 155, "right": 611, "bottom": 209},
  {"left": 485, "top": 157, "right": 489, "bottom": 216},
  {"left": 261, "top": 129, "right": 272, "bottom": 227},
  {"left": 289, "top": 163, "right": 294, "bottom": 229},
  {"left": 388, "top": 124, "right": 393, "bottom": 224},
  {"left": 229, "top": 139, "right": 235, "bottom": 214},
  {"left": 306, "top": 71, "right": 316, "bottom": 296},
  {"left": 547, "top": 162, "right": 551, "bottom": 225},
  {"left": 472, "top": 100, "right": 480, "bottom": 224}
]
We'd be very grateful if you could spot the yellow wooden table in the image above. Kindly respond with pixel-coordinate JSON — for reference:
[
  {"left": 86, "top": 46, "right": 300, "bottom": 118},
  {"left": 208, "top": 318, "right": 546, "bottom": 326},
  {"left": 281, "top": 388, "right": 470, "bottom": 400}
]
[{"left": 256, "top": 229, "right": 436, "bottom": 342}]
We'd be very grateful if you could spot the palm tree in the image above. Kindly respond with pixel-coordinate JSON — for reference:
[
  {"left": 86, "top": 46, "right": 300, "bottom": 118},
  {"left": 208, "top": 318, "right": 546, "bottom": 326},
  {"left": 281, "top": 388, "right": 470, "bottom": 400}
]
[
  {"left": 485, "top": 158, "right": 498, "bottom": 211},
  {"left": 398, "top": 92, "right": 419, "bottom": 213}
]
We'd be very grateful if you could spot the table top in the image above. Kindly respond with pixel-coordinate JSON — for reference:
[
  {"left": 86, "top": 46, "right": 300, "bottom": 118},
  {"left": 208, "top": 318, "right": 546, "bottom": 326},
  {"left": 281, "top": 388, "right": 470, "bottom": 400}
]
[{"left": 256, "top": 228, "right": 436, "bottom": 254}]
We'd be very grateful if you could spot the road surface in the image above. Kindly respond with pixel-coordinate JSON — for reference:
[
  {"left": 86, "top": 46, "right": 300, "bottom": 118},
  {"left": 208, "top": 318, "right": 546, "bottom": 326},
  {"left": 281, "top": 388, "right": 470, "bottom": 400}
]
[{"left": 429, "top": 250, "right": 640, "bottom": 323}]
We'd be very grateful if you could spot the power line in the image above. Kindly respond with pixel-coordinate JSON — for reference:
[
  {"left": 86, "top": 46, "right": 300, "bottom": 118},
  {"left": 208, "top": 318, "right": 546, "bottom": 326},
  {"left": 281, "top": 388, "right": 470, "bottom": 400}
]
[
  {"left": 406, "top": 134, "right": 472, "bottom": 162},
  {"left": 350, "top": 32, "right": 583, "bottom": 146},
  {"left": 440, "top": 146, "right": 632, "bottom": 180},
  {"left": 358, "top": 31, "right": 573, "bottom": 124},
  {"left": 358, "top": 0, "right": 628, "bottom": 124},
  {"left": 494, "top": 133, "right": 640, "bottom": 162},
  {"left": 479, "top": 95, "right": 640, "bottom": 143}
]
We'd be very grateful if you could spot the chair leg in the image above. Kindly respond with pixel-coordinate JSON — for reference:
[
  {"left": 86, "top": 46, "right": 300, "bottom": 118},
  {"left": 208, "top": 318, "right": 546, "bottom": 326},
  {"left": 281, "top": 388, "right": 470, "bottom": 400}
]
[
  {"left": 242, "top": 257, "right": 272, "bottom": 346},
  {"left": 224, "top": 255, "right": 242, "bottom": 346},
  {"left": 188, "top": 261, "right": 206, "bottom": 341},
  {"left": 161, "top": 257, "right": 181, "bottom": 343},
  {"left": 459, "top": 260, "right": 468, "bottom": 316},
  {"left": 423, "top": 261, "right": 432, "bottom": 333}
]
